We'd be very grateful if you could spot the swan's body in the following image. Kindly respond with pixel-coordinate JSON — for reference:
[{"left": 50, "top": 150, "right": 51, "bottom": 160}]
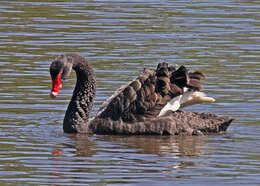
[{"left": 49, "top": 53, "right": 233, "bottom": 135}]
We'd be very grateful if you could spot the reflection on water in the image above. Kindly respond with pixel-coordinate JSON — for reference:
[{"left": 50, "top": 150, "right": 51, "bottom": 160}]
[{"left": 0, "top": 0, "right": 260, "bottom": 185}]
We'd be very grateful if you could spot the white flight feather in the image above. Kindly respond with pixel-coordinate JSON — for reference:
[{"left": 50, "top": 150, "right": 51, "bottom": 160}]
[
  {"left": 158, "top": 88, "right": 215, "bottom": 117},
  {"left": 158, "top": 95, "right": 182, "bottom": 117},
  {"left": 158, "top": 88, "right": 189, "bottom": 117}
]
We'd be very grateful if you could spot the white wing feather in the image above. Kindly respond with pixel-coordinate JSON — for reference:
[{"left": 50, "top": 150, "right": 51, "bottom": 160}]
[
  {"left": 158, "top": 95, "right": 182, "bottom": 117},
  {"left": 158, "top": 88, "right": 215, "bottom": 117}
]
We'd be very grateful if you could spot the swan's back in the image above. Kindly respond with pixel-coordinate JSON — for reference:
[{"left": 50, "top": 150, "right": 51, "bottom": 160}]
[{"left": 96, "top": 62, "right": 204, "bottom": 122}]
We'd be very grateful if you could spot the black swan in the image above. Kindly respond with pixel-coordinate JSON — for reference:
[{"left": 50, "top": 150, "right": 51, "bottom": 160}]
[{"left": 49, "top": 53, "right": 233, "bottom": 135}]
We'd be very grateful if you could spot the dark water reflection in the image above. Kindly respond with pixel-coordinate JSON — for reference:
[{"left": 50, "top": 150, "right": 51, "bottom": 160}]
[{"left": 0, "top": 0, "right": 260, "bottom": 185}]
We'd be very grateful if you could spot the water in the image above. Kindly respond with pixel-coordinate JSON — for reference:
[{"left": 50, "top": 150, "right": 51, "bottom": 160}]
[{"left": 0, "top": 0, "right": 260, "bottom": 185}]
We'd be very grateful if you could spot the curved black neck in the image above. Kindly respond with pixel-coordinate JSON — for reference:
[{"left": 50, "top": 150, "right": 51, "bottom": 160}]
[{"left": 63, "top": 54, "right": 96, "bottom": 133}]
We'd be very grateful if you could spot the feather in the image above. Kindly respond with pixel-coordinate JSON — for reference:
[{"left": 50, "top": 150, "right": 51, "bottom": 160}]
[
  {"left": 180, "top": 91, "right": 215, "bottom": 108},
  {"left": 158, "top": 88, "right": 215, "bottom": 116},
  {"left": 158, "top": 95, "right": 182, "bottom": 116}
]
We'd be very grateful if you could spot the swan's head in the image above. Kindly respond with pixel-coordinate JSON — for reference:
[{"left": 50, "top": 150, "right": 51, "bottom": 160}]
[{"left": 49, "top": 54, "right": 73, "bottom": 98}]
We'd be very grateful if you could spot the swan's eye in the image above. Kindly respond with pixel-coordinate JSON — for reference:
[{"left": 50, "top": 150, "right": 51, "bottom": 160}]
[{"left": 61, "top": 68, "right": 71, "bottom": 80}]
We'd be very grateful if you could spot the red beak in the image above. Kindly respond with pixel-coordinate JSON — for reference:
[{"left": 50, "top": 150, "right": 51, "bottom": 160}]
[{"left": 50, "top": 72, "right": 62, "bottom": 98}]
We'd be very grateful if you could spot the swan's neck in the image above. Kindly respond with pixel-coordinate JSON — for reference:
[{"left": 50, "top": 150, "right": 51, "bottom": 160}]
[{"left": 63, "top": 59, "right": 96, "bottom": 133}]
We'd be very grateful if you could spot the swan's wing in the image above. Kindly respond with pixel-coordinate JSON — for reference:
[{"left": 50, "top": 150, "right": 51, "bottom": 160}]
[
  {"left": 97, "top": 63, "right": 206, "bottom": 122},
  {"left": 97, "top": 68, "right": 153, "bottom": 116}
]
